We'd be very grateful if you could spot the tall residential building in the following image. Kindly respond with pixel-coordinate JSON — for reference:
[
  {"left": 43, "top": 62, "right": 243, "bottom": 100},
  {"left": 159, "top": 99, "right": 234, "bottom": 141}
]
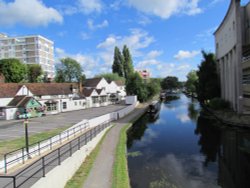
[
  {"left": 214, "top": 0, "right": 250, "bottom": 113},
  {"left": 0, "top": 34, "right": 55, "bottom": 78}
]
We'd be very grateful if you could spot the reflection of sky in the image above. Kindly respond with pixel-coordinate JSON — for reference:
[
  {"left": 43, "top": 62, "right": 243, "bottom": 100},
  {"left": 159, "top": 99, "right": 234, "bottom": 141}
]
[
  {"left": 176, "top": 113, "right": 191, "bottom": 123},
  {"left": 157, "top": 154, "right": 219, "bottom": 188},
  {"left": 135, "top": 129, "right": 158, "bottom": 147},
  {"left": 128, "top": 94, "right": 220, "bottom": 188}
]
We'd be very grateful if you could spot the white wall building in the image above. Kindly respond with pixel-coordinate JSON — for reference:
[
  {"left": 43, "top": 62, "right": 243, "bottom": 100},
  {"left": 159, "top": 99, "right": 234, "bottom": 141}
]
[
  {"left": 0, "top": 34, "right": 55, "bottom": 78},
  {"left": 214, "top": 0, "right": 250, "bottom": 113}
]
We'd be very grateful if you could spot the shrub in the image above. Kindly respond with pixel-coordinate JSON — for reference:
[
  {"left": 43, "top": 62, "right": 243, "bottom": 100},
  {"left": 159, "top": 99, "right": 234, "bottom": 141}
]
[{"left": 208, "top": 98, "right": 231, "bottom": 110}]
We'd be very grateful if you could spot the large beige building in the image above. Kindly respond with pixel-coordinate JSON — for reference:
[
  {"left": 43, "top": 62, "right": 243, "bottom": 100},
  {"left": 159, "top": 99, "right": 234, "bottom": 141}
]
[
  {"left": 0, "top": 34, "right": 55, "bottom": 78},
  {"left": 215, "top": 0, "right": 250, "bottom": 113}
]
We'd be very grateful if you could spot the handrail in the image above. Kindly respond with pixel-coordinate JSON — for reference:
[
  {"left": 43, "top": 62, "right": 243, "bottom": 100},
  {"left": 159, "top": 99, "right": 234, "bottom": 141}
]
[
  {"left": 2, "top": 121, "right": 90, "bottom": 173},
  {"left": 0, "top": 120, "right": 112, "bottom": 188}
]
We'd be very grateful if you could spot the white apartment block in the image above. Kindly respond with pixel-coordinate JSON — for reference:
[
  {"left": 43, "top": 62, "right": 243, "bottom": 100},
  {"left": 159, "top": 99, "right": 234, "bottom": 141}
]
[{"left": 0, "top": 34, "right": 55, "bottom": 78}]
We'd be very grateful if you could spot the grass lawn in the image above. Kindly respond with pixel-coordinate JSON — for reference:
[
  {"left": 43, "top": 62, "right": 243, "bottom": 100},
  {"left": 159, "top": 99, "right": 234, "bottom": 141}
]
[
  {"left": 65, "top": 126, "right": 112, "bottom": 188},
  {"left": 0, "top": 126, "right": 70, "bottom": 159}
]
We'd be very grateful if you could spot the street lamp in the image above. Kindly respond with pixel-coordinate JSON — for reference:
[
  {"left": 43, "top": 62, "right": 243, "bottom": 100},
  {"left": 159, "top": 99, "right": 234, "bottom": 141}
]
[{"left": 23, "top": 108, "right": 31, "bottom": 158}]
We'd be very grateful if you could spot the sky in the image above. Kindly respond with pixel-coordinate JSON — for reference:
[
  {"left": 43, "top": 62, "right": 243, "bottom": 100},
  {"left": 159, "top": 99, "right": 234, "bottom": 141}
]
[{"left": 0, "top": 0, "right": 249, "bottom": 81}]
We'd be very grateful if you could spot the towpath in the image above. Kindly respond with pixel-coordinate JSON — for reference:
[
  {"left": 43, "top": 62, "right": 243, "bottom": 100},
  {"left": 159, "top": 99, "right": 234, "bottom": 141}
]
[{"left": 82, "top": 103, "right": 148, "bottom": 188}]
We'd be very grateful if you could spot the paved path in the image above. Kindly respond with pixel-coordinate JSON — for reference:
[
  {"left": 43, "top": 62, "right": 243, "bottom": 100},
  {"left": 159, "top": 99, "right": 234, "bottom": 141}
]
[
  {"left": 0, "top": 104, "right": 127, "bottom": 140},
  {"left": 82, "top": 104, "right": 147, "bottom": 188}
]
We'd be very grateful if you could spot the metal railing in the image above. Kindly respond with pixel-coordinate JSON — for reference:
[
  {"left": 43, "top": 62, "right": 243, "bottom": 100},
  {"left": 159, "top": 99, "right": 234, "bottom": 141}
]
[
  {"left": 2, "top": 121, "right": 90, "bottom": 174},
  {"left": 0, "top": 121, "right": 111, "bottom": 188}
]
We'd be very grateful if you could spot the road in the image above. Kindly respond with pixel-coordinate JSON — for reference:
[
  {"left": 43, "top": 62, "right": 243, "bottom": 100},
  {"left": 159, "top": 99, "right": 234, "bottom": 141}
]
[{"left": 0, "top": 104, "right": 127, "bottom": 141}]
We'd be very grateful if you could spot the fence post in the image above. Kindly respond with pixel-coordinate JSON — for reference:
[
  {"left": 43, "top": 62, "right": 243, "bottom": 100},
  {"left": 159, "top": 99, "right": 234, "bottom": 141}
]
[
  {"left": 22, "top": 148, "right": 25, "bottom": 164},
  {"left": 59, "top": 133, "right": 62, "bottom": 144},
  {"left": 38, "top": 142, "right": 41, "bottom": 155},
  {"left": 73, "top": 127, "right": 75, "bottom": 137},
  {"left": 78, "top": 137, "right": 80, "bottom": 150},
  {"left": 4, "top": 154, "right": 7, "bottom": 174},
  {"left": 50, "top": 138, "right": 52, "bottom": 150},
  {"left": 67, "top": 130, "right": 69, "bottom": 140},
  {"left": 13, "top": 176, "right": 16, "bottom": 188},
  {"left": 69, "top": 142, "right": 72, "bottom": 156},
  {"left": 58, "top": 148, "right": 61, "bottom": 165},
  {"left": 42, "top": 157, "right": 45, "bottom": 177}
]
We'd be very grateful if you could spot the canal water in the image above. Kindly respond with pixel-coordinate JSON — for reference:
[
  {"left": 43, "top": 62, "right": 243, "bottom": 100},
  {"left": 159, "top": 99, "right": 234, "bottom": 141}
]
[{"left": 127, "top": 94, "right": 250, "bottom": 188}]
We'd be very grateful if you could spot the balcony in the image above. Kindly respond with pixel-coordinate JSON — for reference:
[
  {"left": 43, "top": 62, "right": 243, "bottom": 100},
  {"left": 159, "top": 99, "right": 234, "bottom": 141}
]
[{"left": 242, "top": 57, "right": 250, "bottom": 70}]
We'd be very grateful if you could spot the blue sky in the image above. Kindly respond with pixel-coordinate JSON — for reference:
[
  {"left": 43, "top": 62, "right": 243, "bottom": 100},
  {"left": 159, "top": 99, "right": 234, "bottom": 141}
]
[{"left": 0, "top": 0, "right": 249, "bottom": 80}]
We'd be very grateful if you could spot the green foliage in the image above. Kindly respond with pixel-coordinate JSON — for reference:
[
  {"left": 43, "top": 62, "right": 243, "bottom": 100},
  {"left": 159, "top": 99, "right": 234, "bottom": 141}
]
[
  {"left": 126, "top": 73, "right": 160, "bottom": 102},
  {"left": 122, "top": 45, "right": 134, "bottom": 79},
  {"left": 0, "top": 58, "right": 27, "bottom": 83},
  {"left": 161, "top": 76, "right": 179, "bottom": 91},
  {"left": 55, "top": 57, "right": 83, "bottom": 82},
  {"left": 147, "top": 79, "right": 161, "bottom": 98},
  {"left": 208, "top": 98, "right": 230, "bottom": 110},
  {"left": 95, "top": 73, "right": 125, "bottom": 82},
  {"left": 27, "top": 64, "right": 43, "bottom": 83},
  {"left": 112, "top": 46, "right": 124, "bottom": 77},
  {"left": 196, "top": 51, "right": 220, "bottom": 102},
  {"left": 185, "top": 70, "right": 198, "bottom": 95}
]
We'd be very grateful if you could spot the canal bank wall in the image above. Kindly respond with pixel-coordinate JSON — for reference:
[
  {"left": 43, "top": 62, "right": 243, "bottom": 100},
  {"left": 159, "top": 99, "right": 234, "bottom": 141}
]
[{"left": 201, "top": 104, "right": 250, "bottom": 129}]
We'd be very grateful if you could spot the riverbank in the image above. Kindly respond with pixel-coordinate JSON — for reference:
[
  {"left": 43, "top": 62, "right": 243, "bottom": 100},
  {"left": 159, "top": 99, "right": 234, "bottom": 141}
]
[
  {"left": 201, "top": 104, "right": 250, "bottom": 129},
  {"left": 66, "top": 103, "right": 148, "bottom": 188}
]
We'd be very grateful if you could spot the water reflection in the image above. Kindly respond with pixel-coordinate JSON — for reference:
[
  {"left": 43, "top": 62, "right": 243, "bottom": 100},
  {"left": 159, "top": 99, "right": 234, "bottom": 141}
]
[
  {"left": 195, "top": 116, "right": 221, "bottom": 166},
  {"left": 127, "top": 94, "right": 250, "bottom": 188}
]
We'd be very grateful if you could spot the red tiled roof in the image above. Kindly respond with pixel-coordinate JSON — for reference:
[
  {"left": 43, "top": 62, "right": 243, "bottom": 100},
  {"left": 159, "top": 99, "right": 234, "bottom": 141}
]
[
  {"left": 25, "top": 83, "right": 78, "bottom": 96},
  {"left": 0, "top": 83, "right": 22, "bottom": 98}
]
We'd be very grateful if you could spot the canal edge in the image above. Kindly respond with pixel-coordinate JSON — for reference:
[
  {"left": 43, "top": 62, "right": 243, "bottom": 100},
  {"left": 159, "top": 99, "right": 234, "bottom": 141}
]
[{"left": 112, "top": 104, "right": 149, "bottom": 188}]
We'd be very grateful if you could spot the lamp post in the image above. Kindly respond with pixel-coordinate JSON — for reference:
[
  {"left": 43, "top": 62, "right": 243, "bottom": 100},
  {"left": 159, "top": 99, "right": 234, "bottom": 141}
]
[{"left": 23, "top": 108, "right": 30, "bottom": 158}]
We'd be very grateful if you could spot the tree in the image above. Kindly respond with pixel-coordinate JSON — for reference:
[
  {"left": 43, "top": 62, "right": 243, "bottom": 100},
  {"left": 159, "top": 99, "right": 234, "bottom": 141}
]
[
  {"left": 95, "top": 73, "right": 125, "bottom": 82},
  {"left": 112, "top": 46, "right": 124, "bottom": 77},
  {"left": 185, "top": 70, "right": 198, "bottom": 96},
  {"left": 0, "top": 58, "right": 27, "bottom": 83},
  {"left": 196, "top": 51, "right": 220, "bottom": 103},
  {"left": 161, "top": 76, "right": 179, "bottom": 91},
  {"left": 126, "top": 72, "right": 148, "bottom": 102},
  {"left": 55, "top": 57, "right": 83, "bottom": 82},
  {"left": 27, "top": 64, "right": 43, "bottom": 83},
  {"left": 147, "top": 79, "right": 161, "bottom": 98},
  {"left": 122, "top": 45, "right": 134, "bottom": 79}
]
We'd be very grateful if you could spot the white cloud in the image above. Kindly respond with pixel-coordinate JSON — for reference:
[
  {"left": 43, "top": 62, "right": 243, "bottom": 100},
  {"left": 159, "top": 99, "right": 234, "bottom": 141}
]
[
  {"left": 87, "top": 19, "right": 109, "bottom": 30},
  {"left": 0, "top": 0, "right": 63, "bottom": 27},
  {"left": 80, "top": 32, "right": 91, "bottom": 40},
  {"left": 127, "top": 0, "right": 202, "bottom": 19},
  {"left": 97, "top": 29, "right": 154, "bottom": 67},
  {"left": 174, "top": 50, "right": 200, "bottom": 60},
  {"left": 146, "top": 50, "right": 163, "bottom": 59},
  {"left": 78, "top": 0, "right": 103, "bottom": 14},
  {"left": 138, "top": 14, "right": 152, "bottom": 26}
]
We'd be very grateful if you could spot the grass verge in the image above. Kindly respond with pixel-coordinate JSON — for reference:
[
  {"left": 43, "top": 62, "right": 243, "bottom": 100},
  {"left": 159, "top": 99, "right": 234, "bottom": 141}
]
[
  {"left": 65, "top": 126, "right": 112, "bottom": 188},
  {"left": 112, "top": 123, "right": 132, "bottom": 188},
  {"left": 112, "top": 107, "right": 147, "bottom": 188},
  {"left": 0, "top": 126, "right": 69, "bottom": 159}
]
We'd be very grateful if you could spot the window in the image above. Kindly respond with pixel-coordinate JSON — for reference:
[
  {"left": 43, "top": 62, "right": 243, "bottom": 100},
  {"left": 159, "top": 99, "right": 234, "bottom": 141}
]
[
  {"left": 79, "top": 101, "right": 81, "bottom": 105},
  {"left": 92, "top": 97, "right": 99, "bottom": 104},
  {"left": 75, "top": 101, "right": 77, "bottom": 106},
  {"left": 63, "top": 102, "right": 67, "bottom": 109},
  {"left": 47, "top": 103, "right": 57, "bottom": 111}
]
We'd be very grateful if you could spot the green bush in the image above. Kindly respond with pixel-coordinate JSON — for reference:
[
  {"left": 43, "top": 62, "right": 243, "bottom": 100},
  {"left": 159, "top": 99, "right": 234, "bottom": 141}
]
[{"left": 208, "top": 98, "right": 231, "bottom": 110}]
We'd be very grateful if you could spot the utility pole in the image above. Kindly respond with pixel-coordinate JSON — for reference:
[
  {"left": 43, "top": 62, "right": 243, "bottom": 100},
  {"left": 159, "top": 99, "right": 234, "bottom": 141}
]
[{"left": 24, "top": 108, "right": 30, "bottom": 158}]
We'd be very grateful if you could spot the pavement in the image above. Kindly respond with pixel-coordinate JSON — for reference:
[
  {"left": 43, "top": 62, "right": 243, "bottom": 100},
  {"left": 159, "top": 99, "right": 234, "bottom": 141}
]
[
  {"left": 0, "top": 104, "right": 127, "bottom": 141},
  {"left": 82, "top": 104, "right": 148, "bottom": 188}
]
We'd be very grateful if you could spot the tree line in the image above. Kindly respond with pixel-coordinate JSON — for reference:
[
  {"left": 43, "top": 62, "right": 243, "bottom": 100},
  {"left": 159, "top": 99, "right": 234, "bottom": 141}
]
[{"left": 111, "top": 45, "right": 161, "bottom": 102}]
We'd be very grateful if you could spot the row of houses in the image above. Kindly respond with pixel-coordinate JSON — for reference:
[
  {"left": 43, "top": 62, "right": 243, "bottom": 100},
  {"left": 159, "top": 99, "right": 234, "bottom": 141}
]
[{"left": 0, "top": 78, "right": 126, "bottom": 120}]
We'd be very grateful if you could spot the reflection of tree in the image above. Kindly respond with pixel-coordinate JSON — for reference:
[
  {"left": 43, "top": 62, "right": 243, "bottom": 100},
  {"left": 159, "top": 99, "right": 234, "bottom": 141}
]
[
  {"left": 127, "top": 115, "right": 149, "bottom": 149},
  {"left": 148, "top": 112, "right": 160, "bottom": 123},
  {"left": 165, "top": 95, "right": 180, "bottom": 102},
  {"left": 195, "top": 116, "right": 221, "bottom": 166},
  {"left": 187, "top": 102, "right": 199, "bottom": 122}
]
